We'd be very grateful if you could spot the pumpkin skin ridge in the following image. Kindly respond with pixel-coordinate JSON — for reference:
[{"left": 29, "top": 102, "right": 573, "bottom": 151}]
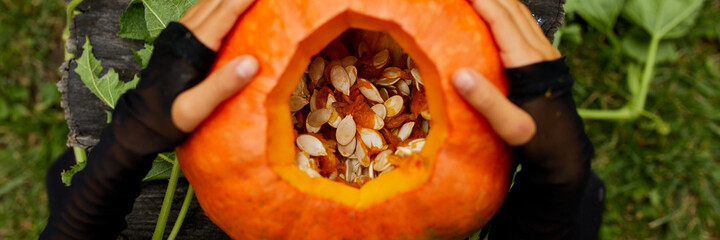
[{"left": 177, "top": 0, "right": 511, "bottom": 239}]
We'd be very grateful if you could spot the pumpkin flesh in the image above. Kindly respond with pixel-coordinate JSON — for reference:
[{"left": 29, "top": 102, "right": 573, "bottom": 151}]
[{"left": 177, "top": 0, "right": 512, "bottom": 238}]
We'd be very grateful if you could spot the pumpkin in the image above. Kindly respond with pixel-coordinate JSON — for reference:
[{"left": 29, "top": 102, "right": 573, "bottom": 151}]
[{"left": 176, "top": 0, "right": 512, "bottom": 238}]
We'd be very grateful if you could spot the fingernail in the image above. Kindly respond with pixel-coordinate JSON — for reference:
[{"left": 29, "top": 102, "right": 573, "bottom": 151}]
[
  {"left": 235, "top": 56, "right": 259, "bottom": 79},
  {"left": 452, "top": 69, "right": 476, "bottom": 92}
]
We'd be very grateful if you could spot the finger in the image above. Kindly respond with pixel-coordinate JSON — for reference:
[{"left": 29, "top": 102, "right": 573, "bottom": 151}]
[
  {"left": 179, "top": 0, "right": 208, "bottom": 23},
  {"left": 172, "top": 55, "right": 260, "bottom": 132},
  {"left": 180, "top": 0, "right": 221, "bottom": 29},
  {"left": 472, "top": 0, "right": 544, "bottom": 68},
  {"left": 180, "top": 0, "right": 256, "bottom": 51},
  {"left": 515, "top": 2, "right": 561, "bottom": 59},
  {"left": 452, "top": 68, "right": 536, "bottom": 146},
  {"left": 494, "top": 0, "right": 547, "bottom": 53}
]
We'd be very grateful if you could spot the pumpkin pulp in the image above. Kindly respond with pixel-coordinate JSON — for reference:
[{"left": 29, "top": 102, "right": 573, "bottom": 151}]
[
  {"left": 268, "top": 23, "right": 445, "bottom": 207},
  {"left": 289, "top": 29, "right": 434, "bottom": 189}
]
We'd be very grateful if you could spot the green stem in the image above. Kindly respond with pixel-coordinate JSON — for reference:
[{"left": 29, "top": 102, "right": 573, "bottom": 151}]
[
  {"left": 72, "top": 147, "right": 87, "bottom": 164},
  {"left": 577, "top": 36, "right": 660, "bottom": 121},
  {"left": 64, "top": 0, "right": 84, "bottom": 61},
  {"left": 168, "top": 186, "right": 194, "bottom": 240},
  {"left": 157, "top": 153, "right": 175, "bottom": 164},
  {"left": 632, "top": 36, "right": 660, "bottom": 114},
  {"left": 640, "top": 111, "right": 670, "bottom": 135},
  {"left": 577, "top": 107, "right": 634, "bottom": 120},
  {"left": 153, "top": 159, "right": 182, "bottom": 240},
  {"left": 604, "top": 29, "right": 622, "bottom": 51}
]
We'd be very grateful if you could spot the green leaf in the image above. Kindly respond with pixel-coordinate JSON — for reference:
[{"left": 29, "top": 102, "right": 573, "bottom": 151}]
[
  {"left": 0, "top": 97, "right": 9, "bottom": 120},
  {"left": 75, "top": 38, "right": 140, "bottom": 108},
  {"left": 705, "top": 58, "right": 720, "bottom": 78},
  {"left": 622, "top": 0, "right": 705, "bottom": 39},
  {"left": 561, "top": 24, "right": 583, "bottom": 45},
  {"left": 142, "top": 0, "right": 197, "bottom": 38},
  {"left": 143, "top": 159, "right": 175, "bottom": 182},
  {"left": 565, "top": 0, "right": 625, "bottom": 33},
  {"left": 621, "top": 31, "right": 678, "bottom": 64},
  {"left": 132, "top": 44, "right": 154, "bottom": 69},
  {"left": 61, "top": 161, "right": 87, "bottom": 186},
  {"left": 118, "top": 0, "right": 151, "bottom": 42},
  {"left": 143, "top": 152, "right": 183, "bottom": 181}
]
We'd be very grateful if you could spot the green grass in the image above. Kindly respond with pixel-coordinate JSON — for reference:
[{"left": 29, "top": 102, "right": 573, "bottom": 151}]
[
  {"left": 0, "top": 0, "right": 718, "bottom": 239},
  {"left": 0, "top": 0, "right": 68, "bottom": 239},
  {"left": 561, "top": 1, "right": 720, "bottom": 238}
]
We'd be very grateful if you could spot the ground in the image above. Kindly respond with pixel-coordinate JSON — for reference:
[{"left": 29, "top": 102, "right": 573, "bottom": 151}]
[{"left": 0, "top": 0, "right": 717, "bottom": 239}]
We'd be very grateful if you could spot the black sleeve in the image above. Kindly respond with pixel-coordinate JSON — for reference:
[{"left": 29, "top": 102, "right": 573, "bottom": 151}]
[
  {"left": 40, "top": 22, "right": 216, "bottom": 240},
  {"left": 488, "top": 58, "right": 596, "bottom": 240}
]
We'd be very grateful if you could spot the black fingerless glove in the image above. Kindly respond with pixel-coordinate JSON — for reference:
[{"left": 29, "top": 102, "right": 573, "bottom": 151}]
[
  {"left": 41, "top": 22, "right": 216, "bottom": 240},
  {"left": 487, "top": 58, "right": 596, "bottom": 240}
]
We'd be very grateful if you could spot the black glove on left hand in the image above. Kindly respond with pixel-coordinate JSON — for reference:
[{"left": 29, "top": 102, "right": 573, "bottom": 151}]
[{"left": 41, "top": 22, "right": 215, "bottom": 240}]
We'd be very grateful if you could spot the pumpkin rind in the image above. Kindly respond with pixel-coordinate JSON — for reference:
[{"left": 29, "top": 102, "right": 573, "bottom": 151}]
[{"left": 177, "top": 0, "right": 511, "bottom": 239}]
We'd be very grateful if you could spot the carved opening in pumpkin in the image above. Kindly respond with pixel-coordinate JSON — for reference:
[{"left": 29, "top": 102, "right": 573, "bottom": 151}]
[
  {"left": 265, "top": 14, "right": 449, "bottom": 207},
  {"left": 289, "top": 29, "right": 431, "bottom": 188}
]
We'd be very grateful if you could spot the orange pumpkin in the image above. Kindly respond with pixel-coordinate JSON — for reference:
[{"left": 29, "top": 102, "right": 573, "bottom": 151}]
[{"left": 177, "top": 0, "right": 512, "bottom": 238}]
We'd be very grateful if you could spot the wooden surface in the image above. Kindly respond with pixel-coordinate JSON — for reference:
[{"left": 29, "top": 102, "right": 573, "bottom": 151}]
[{"left": 59, "top": 0, "right": 564, "bottom": 238}]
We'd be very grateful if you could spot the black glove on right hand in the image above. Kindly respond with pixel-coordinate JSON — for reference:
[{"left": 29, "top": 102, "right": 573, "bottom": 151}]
[{"left": 488, "top": 58, "right": 595, "bottom": 239}]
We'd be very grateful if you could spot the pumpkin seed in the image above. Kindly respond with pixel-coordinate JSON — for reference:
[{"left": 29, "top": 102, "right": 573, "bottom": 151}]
[
  {"left": 338, "top": 137, "right": 356, "bottom": 157},
  {"left": 325, "top": 59, "right": 342, "bottom": 81},
  {"left": 309, "top": 90, "right": 318, "bottom": 111},
  {"left": 382, "top": 67, "right": 405, "bottom": 79},
  {"left": 395, "top": 79, "right": 410, "bottom": 96},
  {"left": 384, "top": 95, "right": 404, "bottom": 117},
  {"left": 336, "top": 115, "right": 356, "bottom": 145},
  {"left": 373, "top": 49, "right": 390, "bottom": 69},
  {"left": 294, "top": 152, "right": 311, "bottom": 169},
  {"left": 293, "top": 76, "right": 311, "bottom": 98},
  {"left": 373, "top": 150, "right": 393, "bottom": 172},
  {"left": 299, "top": 165, "right": 322, "bottom": 178},
  {"left": 374, "top": 77, "right": 402, "bottom": 86},
  {"left": 421, "top": 110, "right": 431, "bottom": 120},
  {"left": 341, "top": 55, "right": 358, "bottom": 67},
  {"left": 411, "top": 68, "right": 423, "bottom": 89},
  {"left": 296, "top": 134, "right": 327, "bottom": 156},
  {"left": 327, "top": 110, "right": 342, "bottom": 128},
  {"left": 305, "top": 114, "right": 321, "bottom": 133},
  {"left": 372, "top": 114, "right": 385, "bottom": 130},
  {"left": 395, "top": 146, "right": 412, "bottom": 157},
  {"left": 371, "top": 104, "right": 387, "bottom": 119},
  {"left": 379, "top": 88, "right": 390, "bottom": 101},
  {"left": 369, "top": 162, "right": 375, "bottom": 179},
  {"left": 396, "top": 122, "right": 415, "bottom": 141},
  {"left": 330, "top": 65, "right": 351, "bottom": 96},
  {"left": 325, "top": 93, "right": 336, "bottom": 109},
  {"left": 407, "top": 138, "right": 425, "bottom": 153},
  {"left": 309, "top": 57, "right": 325, "bottom": 84},
  {"left": 421, "top": 119, "right": 430, "bottom": 134},
  {"left": 308, "top": 109, "right": 332, "bottom": 127},
  {"left": 355, "top": 139, "right": 371, "bottom": 166},
  {"left": 289, "top": 95, "right": 309, "bottom": 112},
  {"left": 359, "top": 128, "right": 384, "bottom": 151},
  {"left": 358, "top": 42, "right": 369, "bottom": 58},
  {"left": 357, "top": 78, "right": 384, "bottom": 103},
  {"left": 345, "top": 65, "right": 357, "bottom": 86}
]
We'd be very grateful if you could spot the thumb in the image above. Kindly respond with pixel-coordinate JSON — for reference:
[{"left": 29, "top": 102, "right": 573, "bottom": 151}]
[
  {"left": 452, "top": 68, "right": 536, "bottom": 146},
  {"left": 172, "top": 55, "right": 259, "bottom": 133}
]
